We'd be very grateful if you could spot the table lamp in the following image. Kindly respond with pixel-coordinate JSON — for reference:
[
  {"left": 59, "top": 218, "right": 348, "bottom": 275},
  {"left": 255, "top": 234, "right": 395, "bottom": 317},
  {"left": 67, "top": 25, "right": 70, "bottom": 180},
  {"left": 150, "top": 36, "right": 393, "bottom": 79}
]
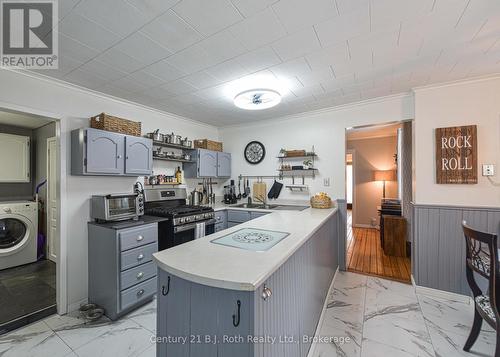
[{"left": 373, "top": 170, "right": 396, "bottom": 198}]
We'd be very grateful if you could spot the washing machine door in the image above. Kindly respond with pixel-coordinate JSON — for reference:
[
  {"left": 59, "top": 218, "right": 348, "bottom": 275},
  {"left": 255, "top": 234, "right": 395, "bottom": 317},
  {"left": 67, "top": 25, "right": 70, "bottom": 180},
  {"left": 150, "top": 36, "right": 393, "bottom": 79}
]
[{"left": 0, "top": 214, "right": 33, "bottom": 256}]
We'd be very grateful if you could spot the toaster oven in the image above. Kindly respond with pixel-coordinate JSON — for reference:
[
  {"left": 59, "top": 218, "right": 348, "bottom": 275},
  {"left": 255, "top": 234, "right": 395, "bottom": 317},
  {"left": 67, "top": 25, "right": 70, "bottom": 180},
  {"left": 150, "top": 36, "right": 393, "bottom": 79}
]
[{"left": 90, "top": 193, "right": 144, "bottom": 222}]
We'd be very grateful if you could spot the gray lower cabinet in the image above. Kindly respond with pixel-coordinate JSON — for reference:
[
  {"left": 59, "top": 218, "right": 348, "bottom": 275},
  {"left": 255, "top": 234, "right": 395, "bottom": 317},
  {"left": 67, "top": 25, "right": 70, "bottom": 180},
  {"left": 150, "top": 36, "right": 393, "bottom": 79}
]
[
  {"left": 226, "top": 210, "right": 269, "bottom": 228},
  {"left": 184, "top": 149, "right": 231, "bottom": 178},
  {"left": 156, "top": 211, "right": 339, "bottom": 357},
  {"left": 214, "top": 210, "right": 227, "bottom": 232},
  {"left": 72, "top": 128, "right": 153, "bottom": 176},
  {"left": 88, "top": 222, "right": 158, "bottom": 320}
]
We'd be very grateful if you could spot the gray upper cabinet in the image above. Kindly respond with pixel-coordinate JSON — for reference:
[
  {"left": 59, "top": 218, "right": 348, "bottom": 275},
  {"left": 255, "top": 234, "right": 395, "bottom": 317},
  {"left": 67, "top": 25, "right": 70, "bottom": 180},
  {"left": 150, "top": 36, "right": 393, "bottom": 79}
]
[
  {"left": 86, "top": 129, "right": 124, "bottom": 174},
  {"left": 217, "top": 152, "right": 231, "bottom": 178},
  {"left": 71, "top": 128, "right": 152, "bottom": 176},
  {"left": 125, "top": 136, "right": 153, "bottom": 175},
  {"left": 185, "top": 149, "right": 231, "bottom": 178},
  {"left": 199, "top": 149, "right": 218, "bottom": 177}
]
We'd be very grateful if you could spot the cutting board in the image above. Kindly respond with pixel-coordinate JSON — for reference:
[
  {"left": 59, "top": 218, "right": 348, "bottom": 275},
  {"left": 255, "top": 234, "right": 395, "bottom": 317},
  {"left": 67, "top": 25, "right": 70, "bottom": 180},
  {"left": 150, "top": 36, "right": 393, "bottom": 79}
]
[{"left": 253, "top": 182, "right": 267, "bottom": 201}]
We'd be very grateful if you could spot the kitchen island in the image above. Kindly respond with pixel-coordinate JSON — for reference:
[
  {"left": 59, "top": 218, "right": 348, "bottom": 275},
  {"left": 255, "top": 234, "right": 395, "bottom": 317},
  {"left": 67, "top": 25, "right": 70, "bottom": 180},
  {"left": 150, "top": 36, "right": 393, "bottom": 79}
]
[{"left": 152, "top": 202, "right": 344, "bottom": 357}]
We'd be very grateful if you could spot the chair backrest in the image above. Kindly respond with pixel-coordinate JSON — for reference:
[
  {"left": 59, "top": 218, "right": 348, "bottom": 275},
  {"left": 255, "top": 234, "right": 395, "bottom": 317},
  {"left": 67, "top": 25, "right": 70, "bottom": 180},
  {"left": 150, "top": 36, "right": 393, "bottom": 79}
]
[{"left": 463, "top": 221, "right": 499, "bottom": 318}]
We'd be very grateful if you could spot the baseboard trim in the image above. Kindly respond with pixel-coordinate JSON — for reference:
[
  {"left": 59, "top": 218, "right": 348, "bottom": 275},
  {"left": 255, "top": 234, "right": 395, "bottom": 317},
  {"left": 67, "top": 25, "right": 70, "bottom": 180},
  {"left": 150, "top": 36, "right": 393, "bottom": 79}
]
[
  {"left": 307, "top": 266, "right": 339, "bottom": 357},
  {"left": 68, "top": 298, "right": 88, "bottom": 313},
  {"left": 412, "top": 275, "right": 472, "bottom": 304},
  {"left": 353, "top": 223, "right": 379, "bottom": 229}
]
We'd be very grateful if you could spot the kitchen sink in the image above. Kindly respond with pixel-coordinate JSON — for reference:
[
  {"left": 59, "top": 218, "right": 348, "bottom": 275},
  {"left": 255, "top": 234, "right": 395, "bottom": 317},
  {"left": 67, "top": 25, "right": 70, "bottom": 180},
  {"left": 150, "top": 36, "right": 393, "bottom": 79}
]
[{"left": 232, "top": 203, "right": 309, "bottom": 211}]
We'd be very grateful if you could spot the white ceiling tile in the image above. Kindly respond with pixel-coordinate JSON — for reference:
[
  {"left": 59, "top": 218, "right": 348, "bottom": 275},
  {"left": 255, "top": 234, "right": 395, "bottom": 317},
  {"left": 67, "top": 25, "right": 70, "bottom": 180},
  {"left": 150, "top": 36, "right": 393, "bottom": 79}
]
[
  {"left": 306, "top": 44, "right": 347, "bottom": 74},
  {"left": 292, "top": 83, "right": 325, "bottom": 97},
  {"left": 182, "top": 71, "right": 222, "bottom": 89},
  {"left": 137, "top": 87, "right": 173, "bottom": 101},
  {"left": 59, "top": 33, "right": 100, "bottom": 63},
  {"left": 43, "top": 55, "right": 85, "bottom": 78},
  {"left": 100, "top": 84, "right": 136, "bottom": 99},
  {"left": 165, "top": 43, "right": 219, "bottom": 74},
  {"left": 141, "top": 10, "right": 202, "bottom": 53},
  {"left": 142, "top": 59, "right": 186, "bottom": 82},
  {"left": 109, "top": 76, "right": 151, "bottom": 93},
  {"left": 160, "top": 79, "right": 198, "bottom": 96},
  {"left": 73, "top": 0, "right": 149, "bottom": 37},
  {"left": 199, "top": 29, "right": 247, "bottom": 63},
  {"left": 229, "top": 8, "right": 287, "bottom": 51},
  {"left": 236, "top": 46, "right": 282, "bottom": 73},
  {"left": 370, "top": 0, "right": 435, "bottom": 33},
  {"left": 297, "top": 67, "right": 335, "bottom": 86},
  {"left": 173, "top": 0, "right": 243, "bottom": 36},
  {"left": 271, "top": 27, "right": 321, "bottom": 61},
  {"left": 270, "top": 57, "right": 312, "bottom": 78},
  {"left": 124, "top": 0, "right": 180, "bottom": 17},
  {"left": 335, "top": 0, "right": 368, "bottom": 16},
  {"left": 171, "top": 93, "right": 204, "bottom": 105},
  {"left": 112, "top": 32, "right": 172, "bottom": 65},
  {"left": 195, "top": 85, "right": 227, "bottom": 101},
  {"left": 64, "top": 68, "right": 108, "bottom": 89},
  {"left": 96, "top": 47, "right": 146, "bottom": 73},
  {"left": 79, "top": 59, "right": 128, "bottom": 82},
  {"left": 123, "top": 70, "right": 167, "bottom": 89},
  {"left": 314, "top": 7, "right": 370, "bottom": 48},
  {"left": 59, "top": 0, "right": 81, "bottom": 19},
  {"left": 272, "top": 0, "right": 338, "bottom": 33},
  {"left": 59, "top": 13, "right": 121, "bottom": 51},
  {"left": 206, "top": 58, "right": 249, "bottom": 82},
  {"left": 231, "top": 0, "right": 278, "bottom": 17}
]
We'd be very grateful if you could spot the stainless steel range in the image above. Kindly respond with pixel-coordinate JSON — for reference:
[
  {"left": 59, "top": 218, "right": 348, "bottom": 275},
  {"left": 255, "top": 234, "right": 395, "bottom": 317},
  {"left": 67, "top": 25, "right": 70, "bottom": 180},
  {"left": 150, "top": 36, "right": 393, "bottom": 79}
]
[{"left": 143, "top": 187, "right": 215, "bottom": 250}]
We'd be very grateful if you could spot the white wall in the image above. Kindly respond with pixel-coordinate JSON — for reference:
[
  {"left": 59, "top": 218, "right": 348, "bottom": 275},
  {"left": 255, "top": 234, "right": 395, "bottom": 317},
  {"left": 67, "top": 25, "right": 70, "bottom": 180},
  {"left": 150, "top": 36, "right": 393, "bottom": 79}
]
[
  {"left": 0, "top": 69, "right": 219, "bottom": 311},
  {"left": 347, "top": 136, "right": 398, "bottom": 227},
  {"left": 220, "top": 94, "right": 414, "bottom": 201},
  {"left": 414, "top": 76, "right": 500, "bottom": 207}
]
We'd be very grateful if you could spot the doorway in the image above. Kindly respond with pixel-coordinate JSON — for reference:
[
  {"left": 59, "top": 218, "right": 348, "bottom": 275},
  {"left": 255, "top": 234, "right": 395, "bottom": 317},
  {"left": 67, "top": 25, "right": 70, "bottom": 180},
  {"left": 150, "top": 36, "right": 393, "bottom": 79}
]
[
  {"left": 0, "top": 109, "right": 61, "bottom": 333},
  {"left": 345, "top": 122, "right": 412, "bottom": 283}
]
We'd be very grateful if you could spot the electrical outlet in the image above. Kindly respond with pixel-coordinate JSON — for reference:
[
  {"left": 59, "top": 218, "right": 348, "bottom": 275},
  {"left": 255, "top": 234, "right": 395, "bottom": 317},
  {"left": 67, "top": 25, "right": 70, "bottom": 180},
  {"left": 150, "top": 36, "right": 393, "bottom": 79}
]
[
  {"left": 323, "top": 177, "right": 330, "bottom": 187},
  {"left": 482, "top": 164, "right": 495, "bottom": 176}
]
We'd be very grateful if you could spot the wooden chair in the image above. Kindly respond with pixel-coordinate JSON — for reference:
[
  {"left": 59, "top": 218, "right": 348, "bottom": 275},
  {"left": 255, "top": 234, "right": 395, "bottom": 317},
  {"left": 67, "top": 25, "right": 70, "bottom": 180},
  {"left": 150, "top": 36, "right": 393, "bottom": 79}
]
[{"left": 462, "top": 221, "right": 499, "bottom": 356}]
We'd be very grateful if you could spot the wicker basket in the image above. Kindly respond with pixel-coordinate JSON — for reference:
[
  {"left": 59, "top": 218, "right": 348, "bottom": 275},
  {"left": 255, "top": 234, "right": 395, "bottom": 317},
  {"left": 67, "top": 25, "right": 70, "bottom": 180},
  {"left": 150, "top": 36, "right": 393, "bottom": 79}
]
[
  {"left": 194, "top": 139, "right": 223, "bottom": 152},
  {"left": 310, "top": 195, "right": 333, "bottom": 209},
  {"left": 90, "top": 113, "right": 141, "bottom": 136}
]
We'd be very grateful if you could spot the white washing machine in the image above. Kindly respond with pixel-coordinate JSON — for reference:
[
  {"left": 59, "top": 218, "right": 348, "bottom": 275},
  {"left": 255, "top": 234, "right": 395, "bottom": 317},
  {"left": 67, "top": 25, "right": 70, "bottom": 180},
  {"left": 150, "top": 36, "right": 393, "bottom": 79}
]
[{"left": 0, "top": 201, "right": 38, "bottom": 270}]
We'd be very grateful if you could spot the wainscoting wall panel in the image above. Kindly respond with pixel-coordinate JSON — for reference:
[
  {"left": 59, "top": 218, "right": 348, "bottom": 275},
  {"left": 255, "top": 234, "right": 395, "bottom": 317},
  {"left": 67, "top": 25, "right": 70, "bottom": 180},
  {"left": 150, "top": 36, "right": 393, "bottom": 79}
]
[{"left": 413, "top": 203, "right": 500, "bottom": 295}]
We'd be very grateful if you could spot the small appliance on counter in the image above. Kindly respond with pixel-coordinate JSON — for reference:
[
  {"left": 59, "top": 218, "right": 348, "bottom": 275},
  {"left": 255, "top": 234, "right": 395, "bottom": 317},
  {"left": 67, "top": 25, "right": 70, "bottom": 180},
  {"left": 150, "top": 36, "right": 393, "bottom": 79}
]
[
  {"left": 223, "top": 180, "right": 237, "bottom": 204},
  {"left": 90, "top": 193, "right": 144, "bottom": 222}
]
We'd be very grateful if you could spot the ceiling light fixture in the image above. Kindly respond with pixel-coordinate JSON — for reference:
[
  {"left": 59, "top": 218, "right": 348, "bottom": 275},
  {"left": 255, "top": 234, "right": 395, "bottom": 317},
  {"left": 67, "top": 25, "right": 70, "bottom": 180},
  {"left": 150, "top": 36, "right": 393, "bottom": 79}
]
[{"left": 233, "top": 89, "right": 282, "bottom": 110}]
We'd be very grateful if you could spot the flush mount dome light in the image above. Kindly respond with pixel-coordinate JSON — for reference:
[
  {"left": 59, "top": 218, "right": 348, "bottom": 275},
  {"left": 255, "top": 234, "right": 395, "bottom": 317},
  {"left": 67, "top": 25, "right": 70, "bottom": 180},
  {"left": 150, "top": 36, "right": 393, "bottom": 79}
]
[{"left": 233, "top": 89, "right": 281, "bottom": 110}]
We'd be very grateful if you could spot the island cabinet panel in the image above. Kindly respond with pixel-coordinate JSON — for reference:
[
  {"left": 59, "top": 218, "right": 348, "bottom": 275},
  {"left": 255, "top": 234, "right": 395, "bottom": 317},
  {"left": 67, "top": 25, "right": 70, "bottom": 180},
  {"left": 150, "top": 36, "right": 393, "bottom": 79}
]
[{"left": 156, "top": 211, "right": 339, "bottom": 357}]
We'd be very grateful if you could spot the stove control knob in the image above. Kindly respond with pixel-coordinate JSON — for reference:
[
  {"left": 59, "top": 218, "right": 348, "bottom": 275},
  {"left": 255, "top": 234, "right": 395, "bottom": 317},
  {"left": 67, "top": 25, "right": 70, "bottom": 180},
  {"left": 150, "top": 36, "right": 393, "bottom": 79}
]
[{"left": 178, "top": 218, "right": 184, "bottom": 224}]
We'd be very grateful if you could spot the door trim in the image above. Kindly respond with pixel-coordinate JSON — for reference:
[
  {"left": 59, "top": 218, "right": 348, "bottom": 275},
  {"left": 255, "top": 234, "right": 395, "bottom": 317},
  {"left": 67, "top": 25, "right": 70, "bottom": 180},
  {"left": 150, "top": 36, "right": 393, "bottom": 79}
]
[{"left": 47, "top": 137, "right": 57, "bottom": 263}]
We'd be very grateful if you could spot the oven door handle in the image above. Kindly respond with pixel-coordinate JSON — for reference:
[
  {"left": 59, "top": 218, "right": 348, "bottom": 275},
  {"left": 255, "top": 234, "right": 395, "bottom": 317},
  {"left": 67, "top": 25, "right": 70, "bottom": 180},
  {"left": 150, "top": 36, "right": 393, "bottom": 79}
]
[{"left": 173, "top": 218, "right": 217, "bottom": 233}]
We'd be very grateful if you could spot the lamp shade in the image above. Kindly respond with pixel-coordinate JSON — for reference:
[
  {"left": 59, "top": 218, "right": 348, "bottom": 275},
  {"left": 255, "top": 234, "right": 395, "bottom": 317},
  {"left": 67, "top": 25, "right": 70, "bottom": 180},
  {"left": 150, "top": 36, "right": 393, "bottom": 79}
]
[{"left": 373, "top": 169, "right": 396, "bottom": 181}]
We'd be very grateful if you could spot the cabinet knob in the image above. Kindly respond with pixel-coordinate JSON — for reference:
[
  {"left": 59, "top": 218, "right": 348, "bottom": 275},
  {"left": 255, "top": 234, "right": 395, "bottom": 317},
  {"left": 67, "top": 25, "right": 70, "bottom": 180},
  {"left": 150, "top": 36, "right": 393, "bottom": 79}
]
[
  {"left": 117, "top": 155, "right": 122, "bottom": 159},
  {"left": 137, "top": 254, "right": 144, "bottom": 261},
  {"left": 261, "top": 286, "right": 272, "bottom": 300},
  {"left": 136, "top": 272, "right": 144, "bottom": 279},
  {"left": 137, "top": 235, "right": 144, "bottom": 242},
  {"left": 137, "top": 289, "right": 145, "bottom": 296}
]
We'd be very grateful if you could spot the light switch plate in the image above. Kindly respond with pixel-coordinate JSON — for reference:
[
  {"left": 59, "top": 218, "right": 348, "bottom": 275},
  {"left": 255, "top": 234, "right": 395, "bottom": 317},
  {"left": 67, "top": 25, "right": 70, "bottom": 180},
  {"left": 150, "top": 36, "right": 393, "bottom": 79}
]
[
  {"left": 323, "top": 178, "right": 330, "bottom": 187},
  {"left": 482, "top": 164, "right": 495, "bottom": 176}
]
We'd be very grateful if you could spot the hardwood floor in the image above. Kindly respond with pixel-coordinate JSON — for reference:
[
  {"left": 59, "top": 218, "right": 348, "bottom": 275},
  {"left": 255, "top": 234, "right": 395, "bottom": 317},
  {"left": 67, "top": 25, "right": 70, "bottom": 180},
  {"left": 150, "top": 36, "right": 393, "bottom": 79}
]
[{"left": 346, "top": 210, "right": 411, "bottom": 283}]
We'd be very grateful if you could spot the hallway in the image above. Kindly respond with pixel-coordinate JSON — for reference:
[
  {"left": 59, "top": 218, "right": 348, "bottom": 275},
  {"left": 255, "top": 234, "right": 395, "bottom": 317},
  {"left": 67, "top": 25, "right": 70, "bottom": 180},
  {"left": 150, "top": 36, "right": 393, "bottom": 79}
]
[{"left": 346, "top": 210, "right": 411, "bottom": 283}]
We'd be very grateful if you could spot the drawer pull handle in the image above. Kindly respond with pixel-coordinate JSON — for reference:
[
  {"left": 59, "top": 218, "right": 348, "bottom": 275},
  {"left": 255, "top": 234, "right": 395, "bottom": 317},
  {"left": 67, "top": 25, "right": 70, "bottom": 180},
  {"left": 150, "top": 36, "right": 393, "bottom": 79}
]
[
  {"left": 232, "top": 300, "right": 241, "bottom": 327},
  {"left": 136, "top": 272, "right": 144, "bottom": 279},
  {"left": 162, "top": 276, "right": 171, "bottom": 296},
  {"left": 137, "top": 289, "right": 145, "bottom": 296},
  {"left": 137, "top": 235, "right": 144, "bottom": 242},
  {"left": 137, "top": 254, "right": 144, "bottom": 261}
]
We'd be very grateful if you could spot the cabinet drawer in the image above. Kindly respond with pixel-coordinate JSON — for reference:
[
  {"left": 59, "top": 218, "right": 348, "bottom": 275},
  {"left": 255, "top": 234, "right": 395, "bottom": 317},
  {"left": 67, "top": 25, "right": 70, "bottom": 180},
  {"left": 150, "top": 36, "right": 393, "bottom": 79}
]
[
  {"left": 214, "top": 223, "right": 226, "bottom": 233},
  {"left": 120, "top": 261, "right": 157, "bottom": 291},
  {"left": 120, "top": 243, "right": 157, "bottom": 271},
  {"left": 215, "top": 210, "right": 227, "bottom": 222},
  {"left": 120, "top": 276, "right": 156, "bottom": 311},
  {"left": 227, "top": 210, "right": 251, "bottom": 223},
  {"left": 119, "top": 224, "right": 157, "bottom": 251},
  {"left": 251, "top": 211, "right": 269, "bottom": 219}
]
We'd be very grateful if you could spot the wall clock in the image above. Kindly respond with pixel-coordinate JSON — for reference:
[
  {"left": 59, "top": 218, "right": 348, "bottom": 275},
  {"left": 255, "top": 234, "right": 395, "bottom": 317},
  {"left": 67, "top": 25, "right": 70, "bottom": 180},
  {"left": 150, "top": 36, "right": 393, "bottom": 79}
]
[{"left": 244, "top": 141, "right": 266, "bottom": 164}]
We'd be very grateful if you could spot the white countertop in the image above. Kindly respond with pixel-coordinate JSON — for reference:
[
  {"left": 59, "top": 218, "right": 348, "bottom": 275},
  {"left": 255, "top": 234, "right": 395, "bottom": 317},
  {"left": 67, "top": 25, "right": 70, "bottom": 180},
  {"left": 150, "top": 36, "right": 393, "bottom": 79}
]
[{"left": 152, "top": 202, "right": 338, "bottom": 291}]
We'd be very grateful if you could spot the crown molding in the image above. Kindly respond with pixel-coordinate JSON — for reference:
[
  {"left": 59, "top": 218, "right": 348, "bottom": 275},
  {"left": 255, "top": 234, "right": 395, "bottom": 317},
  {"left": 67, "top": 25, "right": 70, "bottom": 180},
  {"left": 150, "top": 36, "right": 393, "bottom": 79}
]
[
  {"left": 2, "top": 68, "right": 218, "bottom": 131},
  {"left": 412, "top": 73, "right": 500, "bottom": 93},
  {"left": 219, "top": 92, "right": 413, "bottom": 130}
]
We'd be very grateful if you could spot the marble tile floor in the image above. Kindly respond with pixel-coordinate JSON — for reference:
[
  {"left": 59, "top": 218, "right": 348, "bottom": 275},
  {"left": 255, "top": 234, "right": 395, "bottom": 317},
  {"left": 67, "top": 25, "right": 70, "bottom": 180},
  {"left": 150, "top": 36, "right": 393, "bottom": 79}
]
[{"left": 0, "top": 271, "right": 495, "bottom": 357}]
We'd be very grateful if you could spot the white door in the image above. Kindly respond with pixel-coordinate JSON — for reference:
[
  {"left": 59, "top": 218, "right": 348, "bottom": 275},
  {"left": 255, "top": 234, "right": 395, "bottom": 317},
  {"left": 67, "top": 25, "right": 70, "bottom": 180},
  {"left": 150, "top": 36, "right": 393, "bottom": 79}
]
[{"left": 47, "top": 137, "right": 58, "bottom": 262}]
